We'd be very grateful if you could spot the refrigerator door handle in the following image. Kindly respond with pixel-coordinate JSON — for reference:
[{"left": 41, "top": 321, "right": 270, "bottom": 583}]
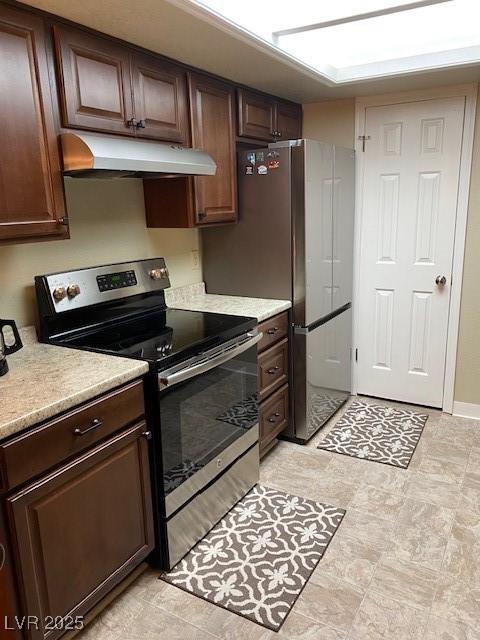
[{"left": 294, "top": 302, "right": 351, "bottom": 335}]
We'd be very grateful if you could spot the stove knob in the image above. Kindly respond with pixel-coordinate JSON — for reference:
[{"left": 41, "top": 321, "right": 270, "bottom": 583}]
[
  {"left": 52, "top": 286, "right": 66, "bottom": 302},
  {"left": 149, "top": 268, "right": 162, "bottom": 280},
  {"left": 67, "top": 284, "right": 81, "bottom": 298}
]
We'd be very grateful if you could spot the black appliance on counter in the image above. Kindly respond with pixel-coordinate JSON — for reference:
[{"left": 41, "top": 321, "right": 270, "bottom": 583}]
[
  {"left": 0, "top": 319, "right": 23, "bottom": 376},
  {"left": 35, "top": 258, "right": 261, "bottom": 569}
]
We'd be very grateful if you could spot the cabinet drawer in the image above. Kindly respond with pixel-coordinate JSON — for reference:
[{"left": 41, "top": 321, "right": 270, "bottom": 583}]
[
  {"left": 257, "top": 312, "right": 289, "bottom": 352},
  {"left": 260, "top": 384, "right": 289, "bottom": 450},
  {"left": 258, "top": 338, "right": 288, "bottom": 401},
  {"left": 0, "top": 380, "right": 145, "bottom": 491}
]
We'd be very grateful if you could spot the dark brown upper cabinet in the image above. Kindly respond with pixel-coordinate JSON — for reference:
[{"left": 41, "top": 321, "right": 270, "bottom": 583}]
[
  {"left": 144, "top": 73, "right": 237, "bottom": 227},
  {"left": 131, "top": 52, "right": 189, "bottom": 143},
  {"left": 276, "top": 99, "right": 303, "bottom": 141},
  {"left": 53, "top": 25, "right": 188, "bottom": 143},
  {"left": 237, "top": 88, "right": 302, "bottom": 142},
  {"left": 53, "top": 25, "right": 133, "bottom": 135},
  {"left": 189, "top": 73, "right": 237, "bottom": 224},
  {"left": 0, "top": 5, "right": 67, "bottom": 244},
  {"left": 237, "top": 89, "right": 275, "bottom": 141}
]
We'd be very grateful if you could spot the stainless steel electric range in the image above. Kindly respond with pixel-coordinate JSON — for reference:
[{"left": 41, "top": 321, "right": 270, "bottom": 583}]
[{"left": 35, "top": 258, "right": 261, "bottom": 569}]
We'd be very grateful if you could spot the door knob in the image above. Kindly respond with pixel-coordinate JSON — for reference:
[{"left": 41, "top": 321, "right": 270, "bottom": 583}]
[{"left": 435, "top": 275, "right": 447, "bottom": 286}]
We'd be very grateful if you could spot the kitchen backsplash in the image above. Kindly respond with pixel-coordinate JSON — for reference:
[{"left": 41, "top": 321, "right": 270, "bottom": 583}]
[
  {"left": 164, "top": 282, "right": 206, "bottom": 306},
  {"left": 0, "top": 179, "right": 202, "bottom": 327}
]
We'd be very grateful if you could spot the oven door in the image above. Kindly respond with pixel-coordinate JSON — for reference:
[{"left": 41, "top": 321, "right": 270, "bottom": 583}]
[{"left": 157, "top": 330, "right": 261, "bottom": 517}]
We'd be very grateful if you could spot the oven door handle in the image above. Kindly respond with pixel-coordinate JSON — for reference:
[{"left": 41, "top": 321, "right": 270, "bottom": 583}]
[{"left": 158, "top": 331, "right": 262, "bottom": 389}]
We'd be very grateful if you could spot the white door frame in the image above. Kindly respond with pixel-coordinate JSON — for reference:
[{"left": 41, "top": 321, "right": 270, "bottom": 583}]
[{"left": 353, "top": 83, "right": 477, "bottom": 413}]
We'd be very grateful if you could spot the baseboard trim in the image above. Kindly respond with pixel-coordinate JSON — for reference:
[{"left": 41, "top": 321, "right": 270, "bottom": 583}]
[{"left": 452, "top": 401, "right": 480, "bottom": 419}]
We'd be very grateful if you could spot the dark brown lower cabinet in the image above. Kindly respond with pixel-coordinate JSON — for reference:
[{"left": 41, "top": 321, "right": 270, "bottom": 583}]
[
  {"left": 7, "top": 422, "right": 154, "bottom": 640},
  {"left": 257, "top": 311, "right": 291, "bottom": 456},
  {"left": 259, "top": 385, "right": 289, "bottom": 455},
  {"left": 0, "top": 504, "right": 22, "bottom": 639}
]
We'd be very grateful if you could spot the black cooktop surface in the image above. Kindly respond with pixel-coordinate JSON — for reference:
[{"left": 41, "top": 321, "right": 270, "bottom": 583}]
[{"left": 57, "top": 308, "right": 256, "bottom": 368}]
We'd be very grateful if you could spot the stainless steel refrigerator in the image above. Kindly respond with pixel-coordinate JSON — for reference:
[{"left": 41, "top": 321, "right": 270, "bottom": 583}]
[{"left": 202, "top": 139, "right": 355, "bottom": 443}]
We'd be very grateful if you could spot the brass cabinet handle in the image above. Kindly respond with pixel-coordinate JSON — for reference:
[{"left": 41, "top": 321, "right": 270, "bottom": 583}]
[
  {"left": 268, "top": 412, "right": 281, "bottom": 423},
  {"left": 127, "top": 118, "right": 138, "bottom": 128},
  {"left": 73, "top": 418, "right": 103, "bottom": 436},
  {"left": 267, "top": 366, "right": 280, "bottom": 375},
  {"left": 266, "top": 327, "right": 279, "bottom": 335},
  {"left": 136, "top": 119, "right": 146, "bottom": 129}
]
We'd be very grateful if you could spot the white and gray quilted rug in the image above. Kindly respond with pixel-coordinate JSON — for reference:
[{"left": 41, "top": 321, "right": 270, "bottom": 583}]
[
  {"left": 162, "top": 485, "right": 345, "bottom": 631},
  {"left": 317, "top": 399, "right": 428, "bottom": 468}
]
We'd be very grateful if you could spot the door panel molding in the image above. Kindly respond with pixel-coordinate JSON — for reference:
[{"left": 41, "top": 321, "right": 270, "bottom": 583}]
[{"left": 353, "top": 83, "right": 477, "bottom": 413}]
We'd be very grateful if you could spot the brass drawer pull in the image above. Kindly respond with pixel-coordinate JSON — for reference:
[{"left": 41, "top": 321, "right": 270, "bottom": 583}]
[
  {"left": 73, "top": 418, "right": 103, "bottom": 436},
  {"left": 268, "top": 412, "right": 281, "bottom": 423},
  {"left": 266, "top": 327, "right": 279, "bottom": 335},
  {"left": 267, "top": 366, "right": 280, "bottom": 375}
]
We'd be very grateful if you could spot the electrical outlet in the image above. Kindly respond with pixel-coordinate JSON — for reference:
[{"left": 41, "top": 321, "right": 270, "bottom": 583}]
[{"left": 191, "top": 250, "right": 200, "bottom": 270}]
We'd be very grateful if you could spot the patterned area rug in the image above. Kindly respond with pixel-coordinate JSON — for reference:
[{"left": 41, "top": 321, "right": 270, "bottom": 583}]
[
  {"left": 317, "top": 399, "right": 428, "bottom": 468},
  {"left": 162, "top": 485, "right": 345, "bottom": 631},
  {"left": 216, "top": 393, "right": 258, "bottom": 429}
]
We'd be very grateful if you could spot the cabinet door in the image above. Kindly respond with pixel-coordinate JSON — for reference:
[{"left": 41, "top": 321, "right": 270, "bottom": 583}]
[
  {"left": 0, "top": 5, "right": 66, "bottom": 243},
  {"left": 189, "top": 73, "right": 237, "bottom": 224},
  {"left": 237, "top": 88, "right": 275, "bottom": 141},
  {"left": 53, "top": 25, "right": 134, "bottom": 135},
  {"left": 131, "top": 52, "right": 189, "bottom": 143},
  {"left": 275, "top": 100, "right": 302, "bottom": 140},
  {"left": 0, "top": 504, "right": 22, "bottom": 639},
  {"left": 8, "top": 423, "right": 154, "bottom": 640}
]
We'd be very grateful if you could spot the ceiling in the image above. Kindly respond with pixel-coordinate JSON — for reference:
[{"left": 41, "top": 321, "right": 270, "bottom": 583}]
[{"left": 24, "top": 0, "right": 480, "bottom": 102}]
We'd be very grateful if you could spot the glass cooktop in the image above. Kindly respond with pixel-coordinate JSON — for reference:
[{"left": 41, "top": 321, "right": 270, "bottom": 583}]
[{"left": 58, "top": 308, "right": 256, "bottom": 367}]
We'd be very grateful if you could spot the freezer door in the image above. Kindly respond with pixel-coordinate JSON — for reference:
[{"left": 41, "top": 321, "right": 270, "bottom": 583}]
[
  {"left": 293, "top": 307, "right": 352, "bottom": 441},
  {"left": 332, "top": 146, "right": 355, "bottom": 311},
  {"left": 293, "top": 140, "right": 334, "bottom": 327}
]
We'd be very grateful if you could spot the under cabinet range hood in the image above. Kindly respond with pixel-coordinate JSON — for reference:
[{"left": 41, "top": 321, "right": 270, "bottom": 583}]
[{"left": 61, "top": 132, "right": 217, "bottom": 178}]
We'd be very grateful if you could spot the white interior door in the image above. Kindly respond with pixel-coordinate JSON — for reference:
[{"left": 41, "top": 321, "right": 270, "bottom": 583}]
[{"left": 356, "top": 97, "right": 465, "bottom": 408}]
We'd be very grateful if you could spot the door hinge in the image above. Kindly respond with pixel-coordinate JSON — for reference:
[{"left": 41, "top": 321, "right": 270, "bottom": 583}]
[{"left": 357, "top": 135, "right": 371, "bottom": 152}]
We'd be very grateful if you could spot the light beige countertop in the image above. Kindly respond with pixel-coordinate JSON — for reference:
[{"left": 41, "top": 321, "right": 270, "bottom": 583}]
[
  {"left": 165, "top": 283, "right": 291, "bottom": 322},
  {"left": 1, "top": 285, "right": 289, "bottom": 441},
  {"left": 0, "top": 327, "right": 148, "bottom": 441}
]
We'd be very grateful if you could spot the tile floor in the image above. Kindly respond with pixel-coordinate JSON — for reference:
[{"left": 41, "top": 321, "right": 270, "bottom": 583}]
[{"left": 77, "top": 397, "right": 480, "bottom": 640}]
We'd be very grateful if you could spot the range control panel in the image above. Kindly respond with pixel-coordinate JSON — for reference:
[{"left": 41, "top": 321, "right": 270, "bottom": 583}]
[
  {"left": 97, "top": 270, "right": 137, "bottom": 292},
  {"left": 39, "top": 258, "right": 170, "bottom": 313}
]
